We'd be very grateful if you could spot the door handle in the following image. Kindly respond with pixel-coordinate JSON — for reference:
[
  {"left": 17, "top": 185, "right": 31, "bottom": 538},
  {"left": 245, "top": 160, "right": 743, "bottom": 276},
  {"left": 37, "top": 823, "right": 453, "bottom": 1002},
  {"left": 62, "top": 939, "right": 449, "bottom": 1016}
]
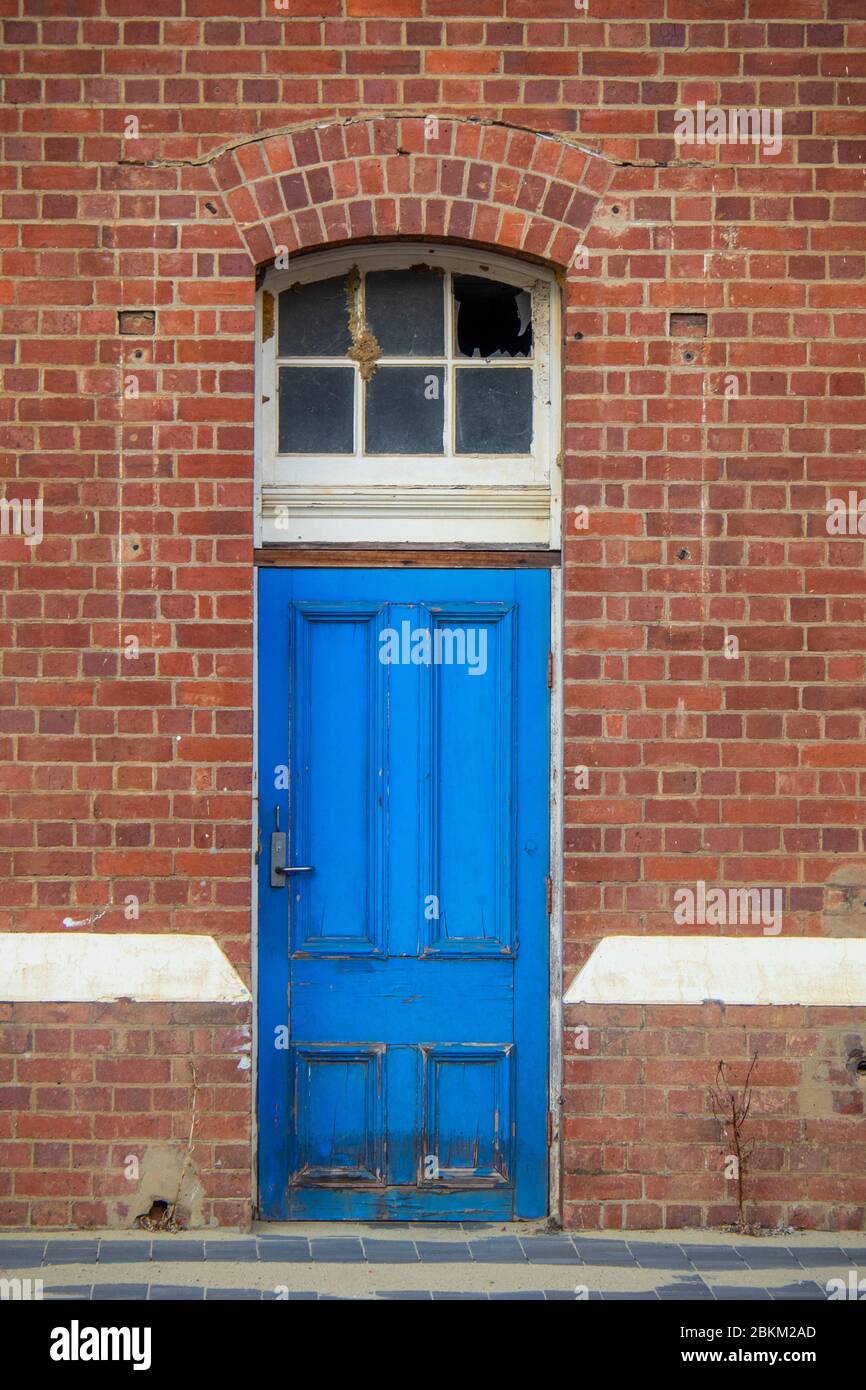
[
  {"left": 270, "top": 827, "right": 314, "bottom": 888},
  {"left": 269, "top": 807, "right": 314, "bottom": 887}
]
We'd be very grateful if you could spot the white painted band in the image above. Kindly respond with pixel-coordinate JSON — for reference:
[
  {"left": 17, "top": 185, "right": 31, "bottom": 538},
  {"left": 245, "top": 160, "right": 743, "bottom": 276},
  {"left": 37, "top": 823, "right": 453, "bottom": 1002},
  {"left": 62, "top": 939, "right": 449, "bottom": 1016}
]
[
  {"left": 0, "top": 934, "right": 250, "bottom": 1003},
  {"left": 564, "top": 935, "right": 866, "bottom": 1007}
]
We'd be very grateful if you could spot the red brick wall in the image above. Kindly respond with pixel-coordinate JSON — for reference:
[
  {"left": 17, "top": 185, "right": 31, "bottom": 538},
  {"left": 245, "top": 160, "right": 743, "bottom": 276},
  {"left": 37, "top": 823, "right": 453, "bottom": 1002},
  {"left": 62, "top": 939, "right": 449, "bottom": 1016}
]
[
  {"left": 2, "top": 2, "right": 865, "bottom": 1228},
  {"left": 563, "top": 1005, "right": 866, "bottom": 1232},
  {"left": 0, "top": 1002, "right": 251, "bottom": 1229}
]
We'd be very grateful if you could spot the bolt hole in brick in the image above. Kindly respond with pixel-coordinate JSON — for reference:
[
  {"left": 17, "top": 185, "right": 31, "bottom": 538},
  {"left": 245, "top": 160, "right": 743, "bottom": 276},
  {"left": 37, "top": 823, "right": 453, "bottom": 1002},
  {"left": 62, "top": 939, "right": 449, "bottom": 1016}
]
[
  {"left": 847, "top": 1049, "right": 866, "bottom": 1078},
  {"left": 677, "top": 548, "right": 690, "bottom": 560}
]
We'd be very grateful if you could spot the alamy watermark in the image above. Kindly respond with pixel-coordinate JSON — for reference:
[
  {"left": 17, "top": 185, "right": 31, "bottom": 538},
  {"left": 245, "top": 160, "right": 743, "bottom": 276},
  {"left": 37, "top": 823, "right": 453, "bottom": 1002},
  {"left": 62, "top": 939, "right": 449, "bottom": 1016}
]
[
  {"left": 674, "top": 102, "right": 782, "bottom": 158},
  {"left": 674, "top": 880, "right": 782, "bottom": 935},
  {"left": 0, "top": 494, "right": 42, "bottom": 546},
  {"left": 826, "top": 492, "right": 866, "bottom": 535},
  {"left": 378, "top": 620, "right": 487, "bottom": 676},
  {"left": 0, "top": 1277, "right": 43, "bottom": 1300}
]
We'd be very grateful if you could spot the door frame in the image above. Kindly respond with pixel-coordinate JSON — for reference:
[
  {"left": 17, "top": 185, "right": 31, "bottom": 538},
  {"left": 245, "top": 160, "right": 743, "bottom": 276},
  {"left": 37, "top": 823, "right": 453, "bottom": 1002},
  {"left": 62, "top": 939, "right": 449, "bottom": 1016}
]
[{"left": 251, "top": 553, "right": 564, "bottom": 1223}]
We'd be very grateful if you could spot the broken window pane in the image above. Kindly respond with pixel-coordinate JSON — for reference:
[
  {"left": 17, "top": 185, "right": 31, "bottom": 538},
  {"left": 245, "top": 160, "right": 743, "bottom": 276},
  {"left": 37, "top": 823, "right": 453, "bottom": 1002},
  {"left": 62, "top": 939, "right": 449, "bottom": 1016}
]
[
  {"left": 455, "top": 368, "right": 532, "bottom": 454},
  {"left": 278, "top": 275, "right": 351, "bottom": 357},
  {"left": 453, "top": 275, "right": 532, "bottom": 359},
  {"left": 278, "top": 366, "right": 354, "bottom": 453},
  {"left": 365, "top": 367, "right": 445, "bottom": 454},
  {"left": 365, "top": 268, "right": 445, "bottom": 356}
]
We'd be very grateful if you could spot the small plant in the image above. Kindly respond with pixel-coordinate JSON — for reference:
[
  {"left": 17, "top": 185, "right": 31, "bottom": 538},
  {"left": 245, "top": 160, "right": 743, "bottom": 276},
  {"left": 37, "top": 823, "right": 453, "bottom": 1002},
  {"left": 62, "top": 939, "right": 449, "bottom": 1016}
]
[{"left": 709, "top": 1053, "right": 758, "bottom": 1233}]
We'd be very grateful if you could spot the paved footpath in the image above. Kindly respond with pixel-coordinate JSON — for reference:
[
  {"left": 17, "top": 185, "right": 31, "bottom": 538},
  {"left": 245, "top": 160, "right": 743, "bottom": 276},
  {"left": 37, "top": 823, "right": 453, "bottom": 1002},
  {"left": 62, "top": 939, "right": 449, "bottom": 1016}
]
[{"left": 2, "top": 1225, "right": 864, "bottom": 1301}]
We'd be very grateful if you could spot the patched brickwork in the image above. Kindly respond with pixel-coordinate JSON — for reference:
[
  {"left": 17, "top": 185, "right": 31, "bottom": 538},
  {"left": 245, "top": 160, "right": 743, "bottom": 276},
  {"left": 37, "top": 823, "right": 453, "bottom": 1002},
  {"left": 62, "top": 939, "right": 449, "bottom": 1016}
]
[
  {"left": 0, "top": 1003, "right": 252, "bottom": 1229},
  {"left": 563, "top": 1004, "right": 866, "bottom": 1232}
]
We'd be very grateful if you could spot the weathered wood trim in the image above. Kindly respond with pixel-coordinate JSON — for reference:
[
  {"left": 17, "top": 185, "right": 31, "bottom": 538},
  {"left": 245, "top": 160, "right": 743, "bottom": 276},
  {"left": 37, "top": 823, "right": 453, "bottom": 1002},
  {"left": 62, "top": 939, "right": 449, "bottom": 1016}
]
[{"left": 254, "top": 546, "right": 562, "bottom": 569}]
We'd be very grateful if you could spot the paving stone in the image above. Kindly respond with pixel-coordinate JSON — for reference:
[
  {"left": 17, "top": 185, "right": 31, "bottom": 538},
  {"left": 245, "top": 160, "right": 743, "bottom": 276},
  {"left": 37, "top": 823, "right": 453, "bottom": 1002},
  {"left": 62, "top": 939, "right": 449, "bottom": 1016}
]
[
  {"left": 92, "top": 1284, "right": 149, "bottom": 1300},
  {"left": 149, "top": 1284, "right": 205, "bottom": 1300},
  {"left": 628, "top": 1243, "right": 693, "bottom": 1270},
  {"left": 711, "top": 1286, "right": 772, "bottom": 1300},
  {"left": 309, "top": 1238, "right": 365, "bottom": 1263},
  {"left": 657, "top": 1280, "right": 714, "bottom": 1300},
  {"left": 519, "top": 1236, "right": 583, "bottom": 1264},
  {"left": 256, "top": 1238, "right": 311, "bottom": 1262},
  {"left": 98, "top": 1242, "right": 152, "bottom": 1264},
  {"left": 43, "top": 1241, "right": 100, "bottom": 1266},
  {"left": 262, "top": 1289, "right": 318, "bottom": 1300},
  {"left": 733, "top": 1247, "right": 802, "bottom": 1269},
  {"left": 377, "top": 1289, "right": 433, "bottom": 1299},
  {"left": 840, "top": 1248, "right": 866, "bottom": 1265},
  {"left": 206, "top": 1288, "right": 263, "bottom": 1299},
  {"left": 414, "top": 1241, "right": 473, "bottom": 1263},
  {"left": 490, "top": 1290, "right": 546, "bottom": 1299},
  {"left": 0, "top": 1241, "right": 47, "bottom": 1268},
  {"left": 572, "top": 1241, "right": 637, "bottom": 1267},
  {"left": 362, "top": 1240, "right": 419, "bottom": 1263},
  {"left": 789, "top": 1247, "right": 848, "bottom": 1268},
  {"left": 204, "top": 1240, "right": 259, "bottom": 1262},
  {"left": 769, "top": 1281, "right": 825, "bottom": 1300},
  {"left": 45, "top": 1285, "right": 92, "bottom": 1301},
  {"left": 431, "top": 1291, "right": 487, "bottom": 1299},
  {"left": 150, "top": 1240, "right": 206, "bottom": 1262},
  {"left": 467, "top": 1237, "right": 526, "bottom": 1263},
  {"left": 681, "top": 1245, "right": 749, "bottom": 1271},
  {"left": 603, "top": 1290, "right": 659, "bottom": 1300}
]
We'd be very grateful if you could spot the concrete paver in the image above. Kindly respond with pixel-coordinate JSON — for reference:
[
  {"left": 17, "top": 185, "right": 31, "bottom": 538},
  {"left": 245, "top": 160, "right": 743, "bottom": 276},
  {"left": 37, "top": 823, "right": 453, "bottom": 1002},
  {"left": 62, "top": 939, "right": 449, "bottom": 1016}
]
[{"left": 1, "top": 1224, "right": 860, "bottom": 1301}]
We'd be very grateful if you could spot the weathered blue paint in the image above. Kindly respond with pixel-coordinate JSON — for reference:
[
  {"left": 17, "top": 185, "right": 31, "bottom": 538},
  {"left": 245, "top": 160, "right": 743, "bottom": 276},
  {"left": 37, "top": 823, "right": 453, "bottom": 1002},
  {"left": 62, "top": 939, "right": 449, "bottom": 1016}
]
[{"left": 258, "top": 568, "right": 549, "bottom": 1220}]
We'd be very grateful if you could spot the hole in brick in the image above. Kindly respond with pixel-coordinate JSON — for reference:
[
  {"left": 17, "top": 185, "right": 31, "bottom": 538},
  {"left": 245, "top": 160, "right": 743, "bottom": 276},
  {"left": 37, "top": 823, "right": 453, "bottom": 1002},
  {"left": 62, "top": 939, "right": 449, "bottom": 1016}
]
[
  {"left": 669, "top": 311, "right": 708, "bottom": 338},
  {"left": 611, "top": 204, "right": 621, "bottom": 214},
  {"left": 204, "top": 201, "right": 218, "bottom": 214},
  {"left": 118, "top": 310, "right": 155, "bottom": 337},
  {"left": 677, "top": 548, "right": 690, "bottom": 560},
  {"left": 682, "top": 350, "right": 695, "bottom": 363},
  {"left": 846, "top": 1047, "right": 866, "bottom": 1078}
]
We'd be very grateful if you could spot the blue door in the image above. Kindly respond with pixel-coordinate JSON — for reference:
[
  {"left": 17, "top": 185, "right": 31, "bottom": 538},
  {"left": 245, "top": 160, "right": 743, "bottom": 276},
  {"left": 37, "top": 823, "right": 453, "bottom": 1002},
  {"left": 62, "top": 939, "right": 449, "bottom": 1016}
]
[{"left": 258, "top": 568, "right": 549, "bottom": 1220}]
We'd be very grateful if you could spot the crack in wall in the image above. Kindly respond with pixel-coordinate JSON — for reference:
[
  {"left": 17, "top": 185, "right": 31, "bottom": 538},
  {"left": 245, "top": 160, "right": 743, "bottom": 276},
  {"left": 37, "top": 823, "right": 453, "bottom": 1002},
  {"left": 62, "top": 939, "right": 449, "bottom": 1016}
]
[{"left": 115, "top": 111, "right": 655, "bottom": 171}]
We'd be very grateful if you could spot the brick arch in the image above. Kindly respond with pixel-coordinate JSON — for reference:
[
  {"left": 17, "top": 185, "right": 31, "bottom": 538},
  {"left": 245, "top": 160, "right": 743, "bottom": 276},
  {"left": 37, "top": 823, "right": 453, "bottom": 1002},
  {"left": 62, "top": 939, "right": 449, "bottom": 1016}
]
[{"left": 207, "top": 115, "right": 614, "bottom": 270}]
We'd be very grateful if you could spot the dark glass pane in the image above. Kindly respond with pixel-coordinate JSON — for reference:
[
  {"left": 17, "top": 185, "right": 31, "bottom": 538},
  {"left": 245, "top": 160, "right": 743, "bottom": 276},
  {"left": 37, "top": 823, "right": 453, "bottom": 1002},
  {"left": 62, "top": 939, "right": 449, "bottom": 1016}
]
[
  {"left": 278, "top": 275, "right": 351, "bottom": 357},
  {"left": 455, "top": 368, "right": 532, "bottom": 454},
  {"left": 365, "top": 367, "right": 444, "bottom": 454},
  {"left": 278, "top": 366, "right": 354, "bottom": 453},
  {"left": 364, "top": 268, "right": 445, "bottom": 356},
  {"left": 453, "top": 275, "right": 532, "bottom": 359}
]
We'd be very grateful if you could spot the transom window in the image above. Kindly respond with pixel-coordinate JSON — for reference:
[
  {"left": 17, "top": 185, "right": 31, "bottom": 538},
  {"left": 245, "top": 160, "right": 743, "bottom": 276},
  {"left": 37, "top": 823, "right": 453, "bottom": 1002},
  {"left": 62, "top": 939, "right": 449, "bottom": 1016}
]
[
  {"left": 277, "top": 266, "right": 533, "bottom": 457},
  {"left": 257, "top": 244, "right": 559, "bottom": 546}
]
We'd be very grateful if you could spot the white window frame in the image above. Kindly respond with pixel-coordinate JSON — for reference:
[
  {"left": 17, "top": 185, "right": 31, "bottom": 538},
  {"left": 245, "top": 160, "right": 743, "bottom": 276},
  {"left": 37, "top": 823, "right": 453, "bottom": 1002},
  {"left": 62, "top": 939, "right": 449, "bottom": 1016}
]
[{"left": 255, "top": 243, "right": 560, "bottom": 547}]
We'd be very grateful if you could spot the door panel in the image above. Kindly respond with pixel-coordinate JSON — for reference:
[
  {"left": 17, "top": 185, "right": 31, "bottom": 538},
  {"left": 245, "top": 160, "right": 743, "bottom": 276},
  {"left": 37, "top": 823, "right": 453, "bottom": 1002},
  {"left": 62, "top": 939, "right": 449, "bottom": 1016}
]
[{"left": 258, "top": 568, "right": 549, "bottom": 1220}]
